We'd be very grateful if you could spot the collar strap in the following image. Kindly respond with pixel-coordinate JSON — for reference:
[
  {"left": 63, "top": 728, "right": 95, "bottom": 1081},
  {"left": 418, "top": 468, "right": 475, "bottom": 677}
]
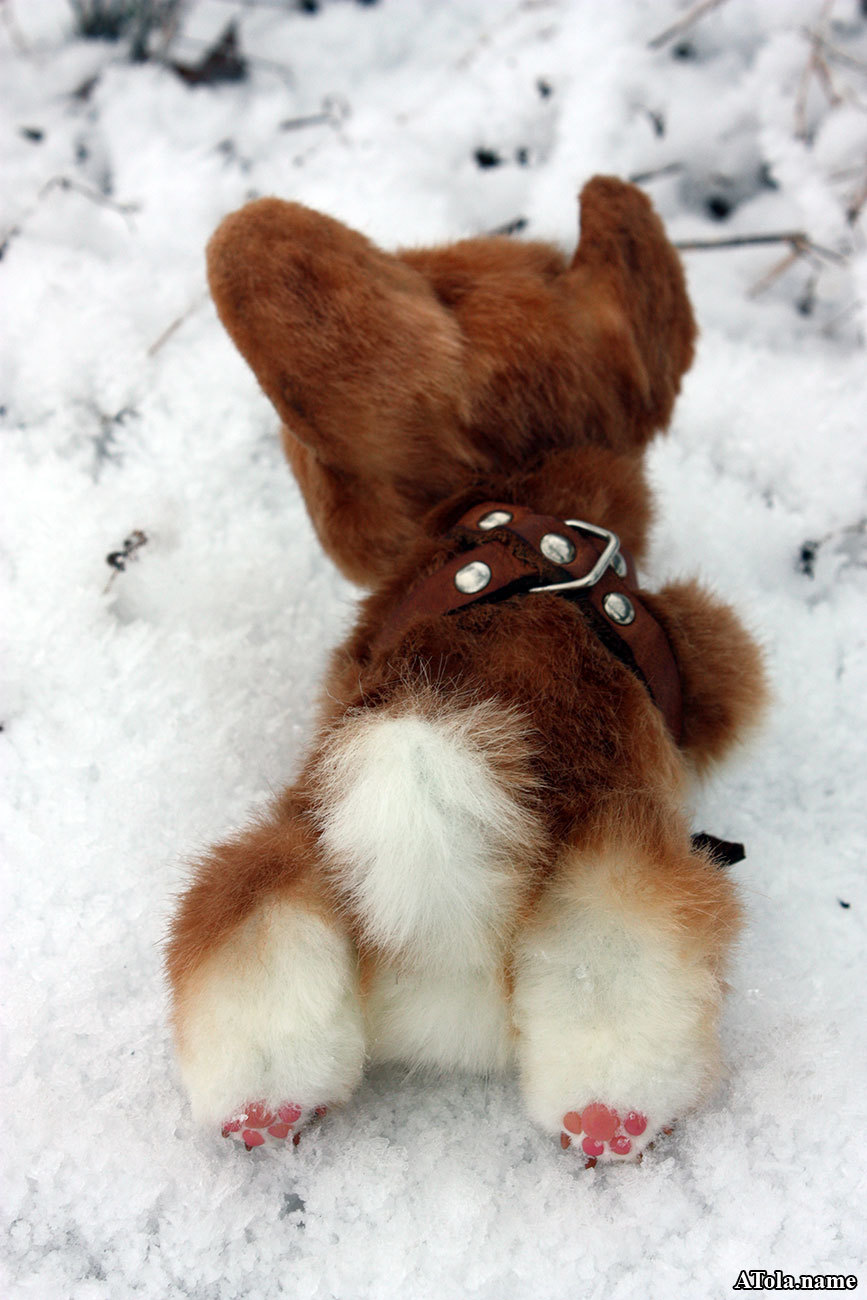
[{"left": 372, "top": 501, "right": 683, "bottom": 743}]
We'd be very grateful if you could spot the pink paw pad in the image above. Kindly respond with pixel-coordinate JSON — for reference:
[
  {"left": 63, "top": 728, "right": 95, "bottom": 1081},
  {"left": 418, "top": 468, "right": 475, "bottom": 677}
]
[
  {"left": 559, "top": 1103, "right": 653, "bottom": 1165},
  {"left": 221, "top": 1100, "right": 322, "bottom": 1151}
]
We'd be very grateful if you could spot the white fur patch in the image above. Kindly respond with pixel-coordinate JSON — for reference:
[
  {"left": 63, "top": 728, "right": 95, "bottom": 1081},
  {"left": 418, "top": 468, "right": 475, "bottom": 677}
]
[
  {"left": 365, "top": 963, "right": 513, "bottom": 1074},
  {"left": 175, "top": 901, "right": 366, "bottom": 1126},
  {"left": 512, "top": 855, "right": 722, "bottom": 1134},
  {"left": 315, "top": 699, "right": 539, "bottom": 971}
]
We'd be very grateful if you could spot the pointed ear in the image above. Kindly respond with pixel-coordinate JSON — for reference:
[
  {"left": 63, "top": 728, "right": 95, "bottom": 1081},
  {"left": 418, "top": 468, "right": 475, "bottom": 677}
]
[
  {"left": 206, "top": 199, "right": 468, "bottom": 484},
  {"left": 566, "top": 177, "right": 697, "bottom": 442},
  {"left": 641, "top": 580, "right": 768, "bottom": 772}
]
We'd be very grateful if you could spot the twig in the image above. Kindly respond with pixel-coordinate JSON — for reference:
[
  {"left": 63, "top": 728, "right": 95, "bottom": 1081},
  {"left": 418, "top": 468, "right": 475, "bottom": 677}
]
[
  {"left": 795, "top": 1, "right": 837, "bottom": 139},
  {"left": 104, "top": 529, "right": 148, "bottom": 595},
  {"left": 747, "top": 247, "right": 801, "bottom": 298},
  {"left": 798, "top": 517, "right": 867, "bottom": 576},
  {"left": 39, "top": 175, "right": 140, "bottom": 217},
  {"left": 279, "top": 95, "right": 349, "bottom": 132},
  {"left": 147, "top": 291, "right": 208, "bottom": 357},
  {"left": 168, "top": 32, "right": 295, "bottom": 83},
  {"left": 208, "top": 0, "right": 308, "bottom": 8},
  {"left": 0, "top": 223, "right": 20, "bottom": 262},
  {"left": 1, "top": 174, "right": 139, "bottom": 261},
  {"left": 847, "top": 173, "right": 867, "bottom": 224},
  {"left": 812, "top": 46, "right": 843, "bottom": 109},
  {"left": 812, "top": 35, "right": 867, "bottom": 78},
  {"left": 674, "top": 231, "right": 844, "bottom": 262},
  {"left": 629, "top": 162, "right": 683, "bottom": 184},
  {"left": 487, "top": 216, "right": 528, "bottom": 237},
  {"left": 647, "top": 0, "right": 730, "bottom": 51}
]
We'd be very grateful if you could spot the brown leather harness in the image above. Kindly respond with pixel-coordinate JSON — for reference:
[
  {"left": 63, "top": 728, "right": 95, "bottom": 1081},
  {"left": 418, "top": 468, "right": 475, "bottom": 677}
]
[
  {"left": 373, "top": 501, "right": 684, "bottom": 744},
  {"left": 368, "top": 501, "right": 748, "bottom": 867}
]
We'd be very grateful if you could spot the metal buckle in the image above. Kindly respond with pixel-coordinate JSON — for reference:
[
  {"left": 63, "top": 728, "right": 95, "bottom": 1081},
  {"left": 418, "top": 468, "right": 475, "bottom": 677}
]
[{"left": 528, "top": 520, "right": 622, "bottom": 593}]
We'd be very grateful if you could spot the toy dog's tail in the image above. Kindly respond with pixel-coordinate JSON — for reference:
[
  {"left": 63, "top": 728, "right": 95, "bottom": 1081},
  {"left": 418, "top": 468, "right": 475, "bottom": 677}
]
[{"left": 312, "top": 694, "right": 545, "bottom": 970}]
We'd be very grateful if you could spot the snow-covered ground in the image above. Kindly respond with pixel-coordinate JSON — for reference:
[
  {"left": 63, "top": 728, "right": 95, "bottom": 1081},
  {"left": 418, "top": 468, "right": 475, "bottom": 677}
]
[{"left": 2, "top": 1, "right": 866, "bottom": 1296}]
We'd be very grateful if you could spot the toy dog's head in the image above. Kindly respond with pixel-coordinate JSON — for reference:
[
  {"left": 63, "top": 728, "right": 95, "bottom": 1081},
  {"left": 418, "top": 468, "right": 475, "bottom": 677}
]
[
  {"left": 205, "top": 178, "right": 765, "bottom": 774},
  {"left": 206, "top": 177, "right": 696, "bottom": 586}
]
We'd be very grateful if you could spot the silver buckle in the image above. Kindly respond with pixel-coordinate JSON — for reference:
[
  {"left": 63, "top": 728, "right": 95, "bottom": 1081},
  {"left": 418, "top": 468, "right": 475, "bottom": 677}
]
[{"left": 528, "top": 520, "right": 621, "bottom": 593}]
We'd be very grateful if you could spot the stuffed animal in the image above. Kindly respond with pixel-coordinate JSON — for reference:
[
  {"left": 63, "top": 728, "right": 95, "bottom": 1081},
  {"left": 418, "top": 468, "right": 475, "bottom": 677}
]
[{"left": 166, "top": 177, "right": 766, "bottom": 1165}]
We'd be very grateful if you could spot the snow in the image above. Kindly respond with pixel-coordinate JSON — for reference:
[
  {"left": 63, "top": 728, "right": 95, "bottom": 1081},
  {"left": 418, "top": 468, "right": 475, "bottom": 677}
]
[{"left": 2, "top": 0, "right": 866, "bottom": 1296}]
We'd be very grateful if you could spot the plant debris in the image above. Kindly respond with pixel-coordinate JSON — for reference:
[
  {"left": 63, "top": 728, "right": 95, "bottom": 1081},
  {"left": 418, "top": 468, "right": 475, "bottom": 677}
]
[{"left": 171, "top": 21, "right": 247, "bottom": 87}]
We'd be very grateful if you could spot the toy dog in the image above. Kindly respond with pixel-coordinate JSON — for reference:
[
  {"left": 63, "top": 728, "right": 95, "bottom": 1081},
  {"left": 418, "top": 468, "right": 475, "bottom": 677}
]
[{"left": 167, "top": 177, "right": 765, "bottom": 1164}]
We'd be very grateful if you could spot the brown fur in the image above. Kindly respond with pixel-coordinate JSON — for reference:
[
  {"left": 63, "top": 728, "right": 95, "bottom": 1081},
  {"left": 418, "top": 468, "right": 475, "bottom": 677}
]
[
  {"left": 167, "top": 176, "right": 767, "bottom": 1142},
  {"left": 206, "top": 177, "right": 694, "bottom": 584}
]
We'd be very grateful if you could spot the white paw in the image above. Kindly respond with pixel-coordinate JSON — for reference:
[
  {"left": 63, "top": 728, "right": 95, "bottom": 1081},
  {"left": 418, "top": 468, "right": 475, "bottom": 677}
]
[
  {"left": 173, "top": 899, "right": 365, "bottom": 1129},
  {"left": 513, "top": 856, "right": 723, "bottom": 1163}
]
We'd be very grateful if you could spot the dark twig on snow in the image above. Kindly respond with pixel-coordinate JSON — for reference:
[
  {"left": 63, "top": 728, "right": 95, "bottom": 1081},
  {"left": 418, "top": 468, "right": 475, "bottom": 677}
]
[
  {"left": 168, "top": 31, "right": 295, "bottom": 83},
  {"left": 629, "top": 162, "right": 683, "bottom": 184},
  {"left": 797, "top": 518, "right": 867, "bottom": 578},
  {"left": 676, "top": 231, "right": 848, "bottom": 305},
  {"left": 674, "top": 231, "right": 844, "bottom": 262},
  {"left": 647, "top": 0, "right": 731, "bottom": 51},
  {"left": 846, "top": 172, "right": 867, "bottom": 224},
  {"left": 279, "top": 96, "right": 349, "bottom": 131},
  {"left": 104, "top": 530, "right": 148, "bottom": 593},
  {"left": 171, "top": 21, "right": 246, "bottom": 85},
  {"left": 208, "top": 0, "right": 319, "bottom": 9},
  {"left": 0, "top": 225, "right": 20, "bottom": 261},
  {"left": 488, "top": 216, "right": 528, "bottom": 237}
]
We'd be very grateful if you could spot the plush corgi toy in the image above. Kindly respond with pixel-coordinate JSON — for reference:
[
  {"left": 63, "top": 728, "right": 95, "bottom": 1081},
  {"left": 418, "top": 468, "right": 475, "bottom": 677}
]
[{"left": 167, "top": 177, "right": 766, "bottom": 1164}]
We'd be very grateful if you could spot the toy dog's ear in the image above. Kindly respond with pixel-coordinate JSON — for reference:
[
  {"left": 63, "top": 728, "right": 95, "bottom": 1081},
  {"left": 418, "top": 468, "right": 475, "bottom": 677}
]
[
  {"left": 206, "top": 199, "right": 469, "bottom": 487},
  {"left": 641, "top": 580, "right": 767, "bottom": 773},
  {"left": 567, "top": 177, "right": 697, "bottom": 442}
]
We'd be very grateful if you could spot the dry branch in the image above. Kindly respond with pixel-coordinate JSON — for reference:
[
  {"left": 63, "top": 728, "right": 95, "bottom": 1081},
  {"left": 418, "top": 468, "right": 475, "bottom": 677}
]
[
  {"left": 674, "top": 231, "right": 844, "bottom": 262},
  {"left": 38, "top": 175, "right": 139, "bottom": 216},
  {"left": 629, "top": 162, "right": 683, "bottom": 184},
  {"left": 648, "top": 0, "right": 730, "bottom": 51},
  {"left": 147, "top": 292, "right": 208, "bottom": 357}
]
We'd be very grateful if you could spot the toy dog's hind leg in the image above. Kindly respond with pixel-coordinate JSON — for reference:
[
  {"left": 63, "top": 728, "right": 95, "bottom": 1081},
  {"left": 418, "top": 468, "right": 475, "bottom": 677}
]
[
  {"left": 512, "top": 822, "right": 741, "bottom": 1163},
  {"left": 167, "top": 790, "right": 365, "bottom": 1148}
]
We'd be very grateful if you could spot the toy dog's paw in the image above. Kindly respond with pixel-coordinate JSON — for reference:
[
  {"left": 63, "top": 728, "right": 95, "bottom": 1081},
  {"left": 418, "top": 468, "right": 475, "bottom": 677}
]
[
  {"left": 559, "top": 1102, "right": 672, "bottom": 1166},
  {"left": 220, "top": 1100, "right": 328, "bottom": 1151}
]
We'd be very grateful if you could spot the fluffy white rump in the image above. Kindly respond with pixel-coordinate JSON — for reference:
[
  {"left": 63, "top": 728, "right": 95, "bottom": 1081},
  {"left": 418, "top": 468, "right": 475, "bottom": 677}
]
[{"left": 315, "top": 699, "right": 539, "bottom": 972}]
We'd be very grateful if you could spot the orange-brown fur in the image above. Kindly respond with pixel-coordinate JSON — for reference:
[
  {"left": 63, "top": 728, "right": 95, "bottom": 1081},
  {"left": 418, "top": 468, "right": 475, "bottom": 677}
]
[
  {"left": 167, "top": 176, "right": 766, "bottom": 1143},
  {"left": 205, "top": 177, "right": 693, "bottom": 584}
]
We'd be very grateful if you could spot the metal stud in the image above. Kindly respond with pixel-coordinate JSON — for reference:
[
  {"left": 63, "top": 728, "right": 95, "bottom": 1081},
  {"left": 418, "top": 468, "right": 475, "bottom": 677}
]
[
  {"left": 454, "top": 560, "right": 492, "bottom": 594},
  {"left": 610, "top": 551, "right": 628, "bottom": 578},
  {"left": 602, "top": 591, "right": 636, "bottom": 626},
  {"left": 477, "top": 510, "right": 513, "bottom": 530},
  {"left": 539, "top": 532, "right": 576, "bottom": 565}
]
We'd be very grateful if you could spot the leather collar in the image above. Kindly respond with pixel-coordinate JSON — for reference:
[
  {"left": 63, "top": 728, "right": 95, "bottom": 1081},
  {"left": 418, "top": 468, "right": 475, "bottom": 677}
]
[{"left": 372, "top": 501, "right": 684, "bottom": 744}]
